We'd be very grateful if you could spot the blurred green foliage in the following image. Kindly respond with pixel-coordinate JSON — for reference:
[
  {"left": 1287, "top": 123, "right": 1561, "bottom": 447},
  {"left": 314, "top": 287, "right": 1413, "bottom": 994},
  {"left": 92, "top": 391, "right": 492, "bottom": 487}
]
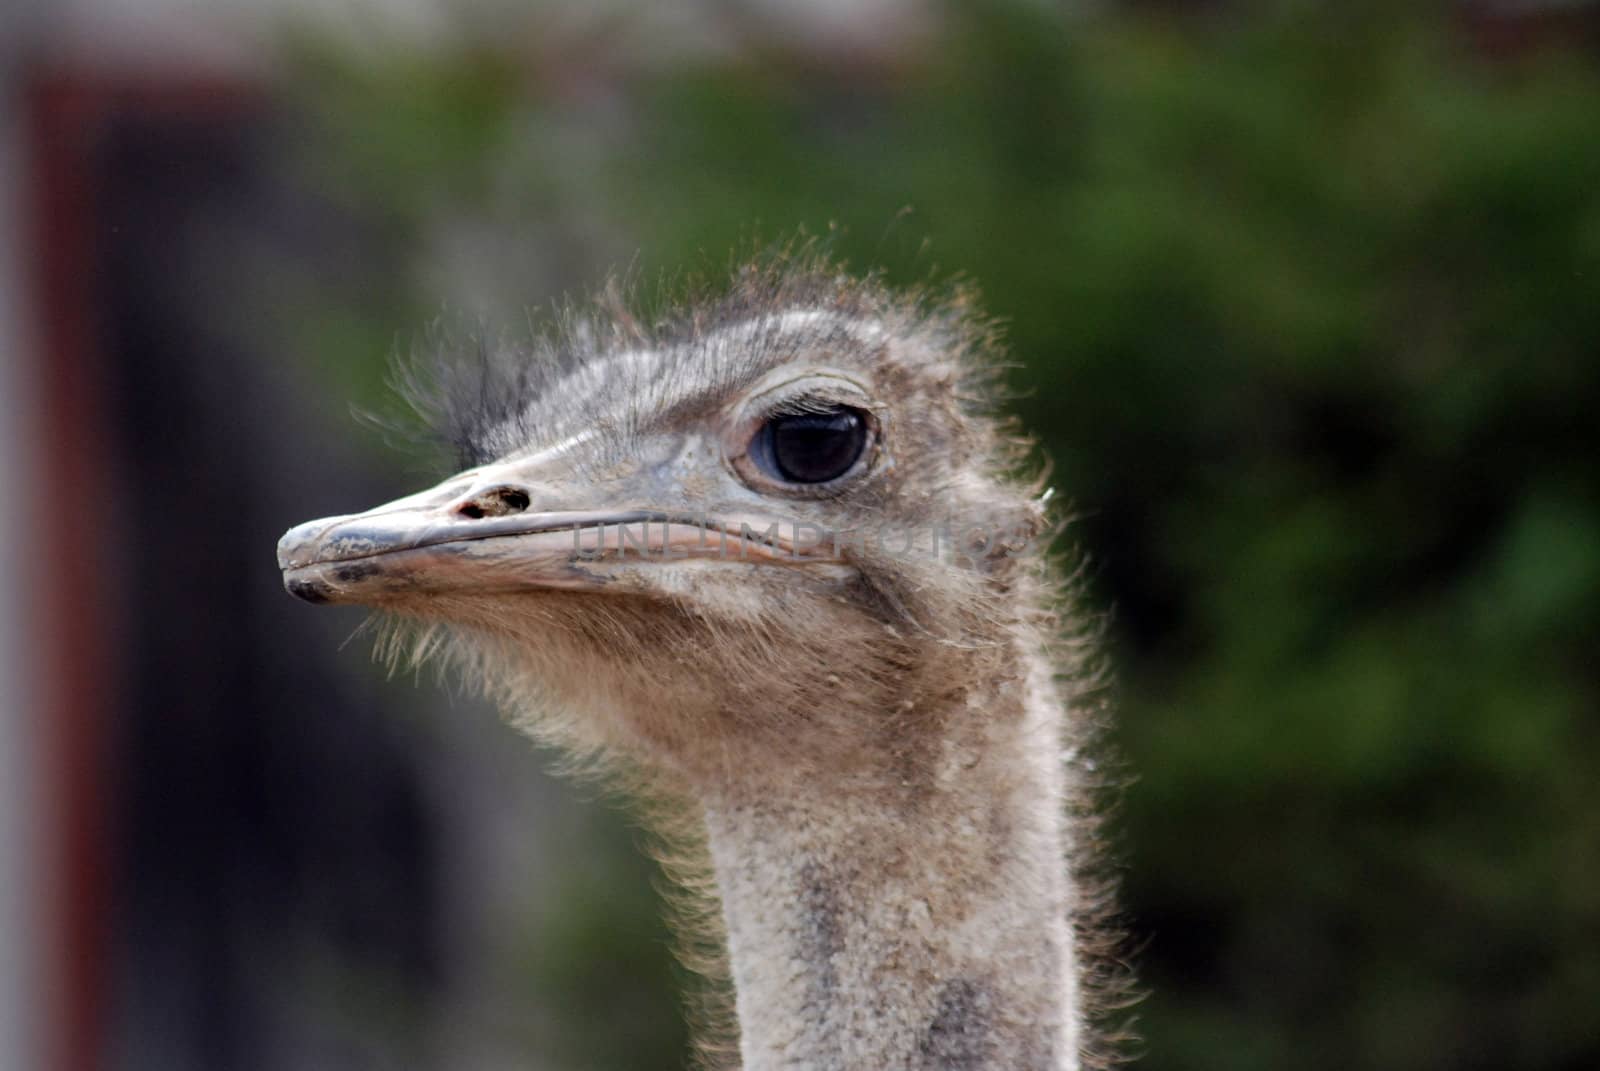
[{"left": 288, "top": 3, "right": 1600, "bottom": 1069}]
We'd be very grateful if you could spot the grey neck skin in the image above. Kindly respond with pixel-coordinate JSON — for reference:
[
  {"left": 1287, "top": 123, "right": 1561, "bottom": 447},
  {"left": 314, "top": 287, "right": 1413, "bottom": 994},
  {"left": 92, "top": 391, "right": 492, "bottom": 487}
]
[{"left": 700, "top": 651, "right": 1079, "bottom": 1071}]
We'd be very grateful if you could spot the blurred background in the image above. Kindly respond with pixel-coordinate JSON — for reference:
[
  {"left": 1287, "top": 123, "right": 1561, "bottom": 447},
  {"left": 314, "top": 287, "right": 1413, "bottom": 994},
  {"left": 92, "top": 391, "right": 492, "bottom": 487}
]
[{"left": 2, "top": 1, "right": 1597, "bottom": 1069}]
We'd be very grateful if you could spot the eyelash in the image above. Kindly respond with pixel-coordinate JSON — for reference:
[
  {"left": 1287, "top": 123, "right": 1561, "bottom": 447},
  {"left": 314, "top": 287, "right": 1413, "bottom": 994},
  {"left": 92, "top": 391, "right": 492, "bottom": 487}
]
[{"left": 764, "top": 395, "right": 853, "bottom": 419}]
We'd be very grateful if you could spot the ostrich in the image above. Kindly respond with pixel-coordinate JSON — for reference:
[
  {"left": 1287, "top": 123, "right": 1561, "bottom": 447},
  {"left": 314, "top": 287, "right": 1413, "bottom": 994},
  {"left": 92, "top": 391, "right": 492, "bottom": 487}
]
[{"left": 277, "top": 258, "right": 1125, "bottom": 1071}]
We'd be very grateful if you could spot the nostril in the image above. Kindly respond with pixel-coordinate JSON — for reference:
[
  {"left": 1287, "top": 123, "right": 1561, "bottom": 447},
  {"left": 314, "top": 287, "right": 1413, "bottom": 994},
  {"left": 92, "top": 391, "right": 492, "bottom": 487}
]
[{"left": 455, "top": 486, "right": 531, "bottom": 520}]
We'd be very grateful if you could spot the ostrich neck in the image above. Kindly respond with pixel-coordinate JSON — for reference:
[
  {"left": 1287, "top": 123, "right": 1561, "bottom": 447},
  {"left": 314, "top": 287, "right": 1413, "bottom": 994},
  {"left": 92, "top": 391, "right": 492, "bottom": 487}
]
[{"left": 700, "top": 646, "right": 1080, "bottom": 1071}]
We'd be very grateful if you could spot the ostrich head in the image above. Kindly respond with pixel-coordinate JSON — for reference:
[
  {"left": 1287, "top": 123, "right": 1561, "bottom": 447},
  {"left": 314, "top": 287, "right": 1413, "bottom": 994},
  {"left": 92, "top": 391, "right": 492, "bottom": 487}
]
[
  {"left": 278, "top": 260, "right": 1116, "bottom": 1071},
  {"left": 277, "top": 264, "right": 1049, "bottom": 788}
]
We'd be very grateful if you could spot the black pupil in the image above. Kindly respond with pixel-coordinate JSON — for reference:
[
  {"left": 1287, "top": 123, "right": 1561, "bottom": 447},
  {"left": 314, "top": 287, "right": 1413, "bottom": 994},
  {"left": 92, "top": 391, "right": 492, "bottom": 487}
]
[{"left": 766, "top": 409, "right": 867, "bottom": 484}]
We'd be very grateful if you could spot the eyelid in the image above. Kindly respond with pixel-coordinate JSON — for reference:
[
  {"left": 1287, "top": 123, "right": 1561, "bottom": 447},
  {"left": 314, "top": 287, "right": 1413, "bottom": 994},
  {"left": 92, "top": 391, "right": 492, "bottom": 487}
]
[{"left": 736, "top": 371, "right": 874, "bottom": 423}]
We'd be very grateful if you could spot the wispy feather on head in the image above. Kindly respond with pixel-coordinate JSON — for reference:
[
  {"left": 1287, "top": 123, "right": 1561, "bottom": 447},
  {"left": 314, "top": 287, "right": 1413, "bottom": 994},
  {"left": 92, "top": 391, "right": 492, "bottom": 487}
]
[{"left": 386, "top": 245, "right": 1008, "bottom": 486}]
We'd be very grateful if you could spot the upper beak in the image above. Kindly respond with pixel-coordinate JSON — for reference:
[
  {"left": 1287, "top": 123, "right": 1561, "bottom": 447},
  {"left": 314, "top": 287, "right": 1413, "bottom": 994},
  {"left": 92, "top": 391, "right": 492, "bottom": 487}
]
[{"left": 277, "top": 462, "right": 840, "bottom": 606}]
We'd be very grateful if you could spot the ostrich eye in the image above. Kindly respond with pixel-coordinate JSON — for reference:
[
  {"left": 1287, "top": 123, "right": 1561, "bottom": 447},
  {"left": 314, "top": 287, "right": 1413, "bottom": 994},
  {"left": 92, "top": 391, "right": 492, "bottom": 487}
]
[{"left": 754, "top": 407, "right": 869, "bottom": 485}]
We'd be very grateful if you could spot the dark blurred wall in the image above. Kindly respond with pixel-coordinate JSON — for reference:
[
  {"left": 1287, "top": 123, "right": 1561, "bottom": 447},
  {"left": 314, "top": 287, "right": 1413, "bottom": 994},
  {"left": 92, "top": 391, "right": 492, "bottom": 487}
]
[{"left": 61, "top": 93, "right": 446, "bottom": 1070}]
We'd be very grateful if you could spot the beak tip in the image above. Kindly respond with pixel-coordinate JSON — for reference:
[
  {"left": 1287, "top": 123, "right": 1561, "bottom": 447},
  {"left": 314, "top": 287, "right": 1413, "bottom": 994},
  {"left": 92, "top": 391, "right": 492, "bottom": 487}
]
[
  {"left": 277, "top": 515, "right": 344, "bottom": 572},
  {"left": 278, "top": 517, "right": 335, "bottom": 602}
]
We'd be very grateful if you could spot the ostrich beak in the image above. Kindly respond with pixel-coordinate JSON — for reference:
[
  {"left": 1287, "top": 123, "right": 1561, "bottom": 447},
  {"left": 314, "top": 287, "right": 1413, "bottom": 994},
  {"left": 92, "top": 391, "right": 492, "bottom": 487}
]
[{"left": 277, "top": 462, "right": 840, "bottom": 606}]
